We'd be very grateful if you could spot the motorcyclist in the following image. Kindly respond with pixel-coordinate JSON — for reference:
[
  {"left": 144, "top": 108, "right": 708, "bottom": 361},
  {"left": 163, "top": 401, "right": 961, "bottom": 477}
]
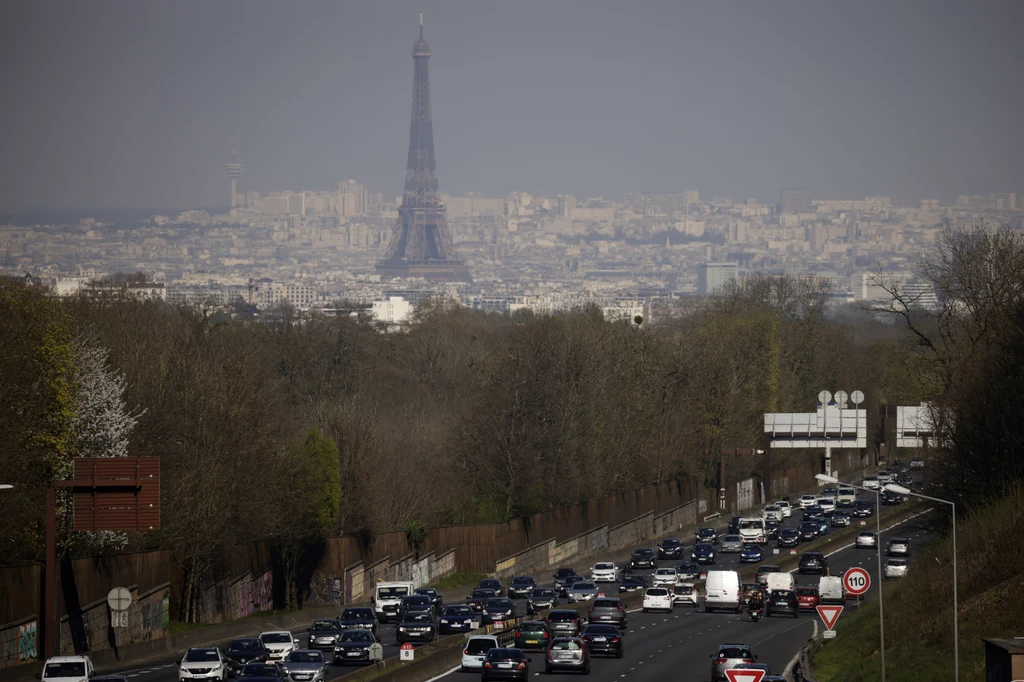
[{"left": 747, "top": 590, "right": 765, "bottom": 618}]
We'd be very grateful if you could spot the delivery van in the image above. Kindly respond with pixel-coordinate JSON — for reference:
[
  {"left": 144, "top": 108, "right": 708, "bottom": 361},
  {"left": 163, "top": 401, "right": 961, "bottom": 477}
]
[
  {"left": 818, "top": 575, "right": 845, "bottom": 604},
  {"left": 765, "top": 572, "right": 794, "bottom": 593},
  {"left": 703, "top": 570, "right": 740, "bottom": 613}
]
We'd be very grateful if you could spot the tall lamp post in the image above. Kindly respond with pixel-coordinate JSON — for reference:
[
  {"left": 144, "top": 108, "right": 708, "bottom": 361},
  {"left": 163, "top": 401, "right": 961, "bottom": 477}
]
[
  {"left": 0, "top": 484, "right": 13, "bottom": 490},
  {"left": 885, "top": 483, "right": 958, "bottom": 682},
  {"left": 816, "top": 473, "right": 885, "bottom": 682}
]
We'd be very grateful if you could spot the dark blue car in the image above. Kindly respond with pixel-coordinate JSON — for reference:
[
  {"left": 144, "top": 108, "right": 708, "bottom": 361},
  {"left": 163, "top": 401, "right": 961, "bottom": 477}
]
[
  {"left": 692, "top": 542, "right": 716, "bottom": 565},
  {"left": 438, "top": 604, "right": 476, "bottom": 635},
  {"left": 810, "top": 516, "right": 830, "bottom": 535},
  {"left": 739, "top": 543, "right": 764, "bottom": 564}
]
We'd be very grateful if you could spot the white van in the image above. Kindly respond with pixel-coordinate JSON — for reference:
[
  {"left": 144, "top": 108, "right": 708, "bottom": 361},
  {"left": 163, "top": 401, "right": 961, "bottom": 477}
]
[
  {"left": 39, "top": 657, "right": 95, "bottom": 682},
  {"left": 738, "top": 517, "right": 766, "bottom": 544},
  {"left": 819, "top": 576, "right": 845, "bottom": 604},
  {"left": 765, "top": 572, "right": 794, "bottom": 593},
  {"left": 372, "top": 581, "right": 415, "bottom": 622},
  {"left": 703, "top": 570, "right": 740, "bottom": 613},
  {"left": 837, "top": 487, "right": 856, "bottom": 505}
]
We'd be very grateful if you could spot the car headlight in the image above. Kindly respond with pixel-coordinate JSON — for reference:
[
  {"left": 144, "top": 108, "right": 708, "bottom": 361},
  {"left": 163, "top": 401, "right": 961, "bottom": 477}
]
[
  {"left": 440, "top": 619, "right": 448, "bottom": 624},
  {"left": 398, "top": 627, "right": 406, "bottom": 632}
]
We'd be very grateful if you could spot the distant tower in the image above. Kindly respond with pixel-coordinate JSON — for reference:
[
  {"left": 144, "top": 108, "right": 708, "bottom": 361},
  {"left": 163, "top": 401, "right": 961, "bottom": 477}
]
[
  {"left": 376, "top": 13, "right": 470, "bottom": 282},
  {"left": 225, "top": 151, "right": 244, "bottom": 208}
]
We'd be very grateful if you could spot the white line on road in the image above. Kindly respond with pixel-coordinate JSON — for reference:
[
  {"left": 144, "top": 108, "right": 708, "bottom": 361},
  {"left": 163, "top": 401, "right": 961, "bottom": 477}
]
[{"left": 422, "top": 664, "right": 460, "bottom": 682}]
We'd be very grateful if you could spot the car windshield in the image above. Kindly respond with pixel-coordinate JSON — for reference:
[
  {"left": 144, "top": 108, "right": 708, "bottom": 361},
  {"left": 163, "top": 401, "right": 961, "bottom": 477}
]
[
  {"left": 517, "top": 622, "right": 545, "bottom": 632},
  {"left": 680, "top": 563, "right": 699, "bottom": 571},
  {"left": 584, "top": 625, "right": 618, "bottom": 635},
  {"left": 45, "top": 663, "right": 86, "bottom": 678},
  {"left": 888, "top": 559, "right": 907, "bottom": 566},
  {"left": 771, "top": 590, "right": 794, "bottom": 598},
  {"left": 674, "top": 585, "right": 693, "bottom": 594},
  {"left": 485, "top": 649, "right": 525, "bottom": 661},
  {"left": 859, "top": 532, "right": 875, "bottom": 537},
  {"left": 416, "top": 589, "right": 437, "bottom": 597},
  {"left": 340, "top": 631, "right": 374, "bottom": 643},
  {"left": 260, "top": 634, "right": 291, "bottom": 644},
  {"left": 377, "top": 587, "right": 409, "bottom": 599},
  {"left": 656, "top": 569, "right": 675, "bottom": 575},
  {"left": 184, "top": 650, "right": 220, "bottom": 662},
  {"left": 796, "top": 588, "right": 818, "bottom": 596},
  {"left": 466, "top": 638, "right": 499, "bottom": 654},
  {"left": 229, "top": 640, "right": 263, "bottom": 651},
  {"left": 241, "top": 664, "right": 274, "bottom": 675},
  {"left": 548, "top": 611, "right": 578, "bottom": 622},
  {"left": 550, "top": 641, "right": 582, "bottom": 651},
  {"left": 402, "top": 596, "right": 429, "bottom": 605},
  {"left": 723, "top": 535, "right": 741, "bottom": 542},
  {"left": 472, "top": 589, "right": 496, "bottom": 598},
  {"left": 512, "top": 576, "right": 534, "bottom": 584},
  {"left": 444, "top": 605, "right": 472, "bottom": 616},
  {"left": 718, "top": 647, "right": 754, "bottom": 659},
  {"left": 479, "top": 580, "right": 501, "bottom": 589},
  {"left": 662, "top": 539, "right": 680, "bottom": 547},
  {"left": 739, "top": 520, "right": 762, "bottom": 529},
  {"left": 486, "top": 598, "right": 512, "bottom": 608},
  {"left": 699, "top": 528, "right": 714, "bottom": 534},
  {"left": 532, "top": 588, "right": 555, "bottom": 598},
  {"left": 404, "top": 612, "right": 432, "bottom": 623},
  {"left": 593, "top": 599, "right": 619, "bottom": 608},
  {"left": 555, "top": 568, "right": 576, "bottom": 578},
  {"left": 285, "top": 652, "right": 322, "bottom": 663},
  {"left": 782, "top": 529, "right": 798, "bottom": 536},
  {"left": 595, "top": 563, "right": 614, "bottom": 570},
  {"left": 758, "top": 566, "right": 780, "bottom": 573},
  {"left": 646, "top": 588, "right": 668, "bottom": 596},
  {"left": 342, "top": 609, "right": 372, "bottom": 619},
  {"left": 311, "top": 621, "right": 339, "bottom": 631},
  {"left": 574, "top": 582, "right": 595, "bottom": 590},
  {"left": 742, "top": 545, "right": 759, "bottom": 551}
]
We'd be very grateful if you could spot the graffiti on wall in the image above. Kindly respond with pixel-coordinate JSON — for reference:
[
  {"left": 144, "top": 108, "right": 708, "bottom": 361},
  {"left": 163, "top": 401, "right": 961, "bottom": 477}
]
[
  {"left": 1, "top": 620, "right": 38, "bottom": 666},
  {"left": 306, "top": 576, "right": 342, "bottom": 608},
  {"left": 236, "top": 571, "right": 273, "bottom": 619},
  {"left": 698, "top": 499, "right": 708, "bottom": 514},
  {"left": 141, "top": 592, "right": 170, "bottom": 632},
  {"left": 736, "top": 478, "right": 755, "bottom": 510}
]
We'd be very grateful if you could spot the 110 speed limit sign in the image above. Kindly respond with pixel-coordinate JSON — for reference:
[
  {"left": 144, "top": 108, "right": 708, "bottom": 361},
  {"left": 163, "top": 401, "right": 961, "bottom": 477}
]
[{"left": 844, "top": 567, "right": 871, "bottom": 596}]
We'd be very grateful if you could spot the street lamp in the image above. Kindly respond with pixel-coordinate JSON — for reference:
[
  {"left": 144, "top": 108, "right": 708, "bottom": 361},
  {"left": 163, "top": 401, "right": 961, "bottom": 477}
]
[
  {"left": 816, "top": 473, "right": 886, "bottom": 682},
  {"left": 0, "top": 484, "right": 13, "bottom": 490},
  {"left": 885, "top": 483, "right": 958, "bottom": 682}
]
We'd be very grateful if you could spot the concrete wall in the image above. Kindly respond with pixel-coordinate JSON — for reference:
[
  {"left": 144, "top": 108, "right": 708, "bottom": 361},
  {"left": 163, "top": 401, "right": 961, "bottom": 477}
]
[
  {"left": 57, "top": 583, "right": 169, "bottom": 657},
  {"left": 608, "top": 511, "right": 655, "bottom": 550}
]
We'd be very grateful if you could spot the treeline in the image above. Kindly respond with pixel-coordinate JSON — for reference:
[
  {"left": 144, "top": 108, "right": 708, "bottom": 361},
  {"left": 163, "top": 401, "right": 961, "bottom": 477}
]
[{"left": 2, "top": 226, "right": 1017, "bottom": 592}]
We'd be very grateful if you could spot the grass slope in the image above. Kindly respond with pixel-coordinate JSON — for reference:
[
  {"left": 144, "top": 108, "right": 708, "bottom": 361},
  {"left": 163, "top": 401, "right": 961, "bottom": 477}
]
[{"left": 811, "top": 487, "right": 1024, "bottom": 681}]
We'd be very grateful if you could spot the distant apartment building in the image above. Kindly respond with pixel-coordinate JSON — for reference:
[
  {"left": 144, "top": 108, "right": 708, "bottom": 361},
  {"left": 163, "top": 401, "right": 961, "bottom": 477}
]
[
  {"left": 372, "top": 296, "right": 413, "bottom": 324},
  {"left": 697, "top": 262, "right": 738, "bottom": 295}
]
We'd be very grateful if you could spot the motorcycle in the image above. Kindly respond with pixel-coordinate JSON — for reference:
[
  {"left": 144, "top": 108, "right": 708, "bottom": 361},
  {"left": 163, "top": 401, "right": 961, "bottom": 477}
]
[{"left": 748, "top": 606, "right": 763, "bottom": 622}]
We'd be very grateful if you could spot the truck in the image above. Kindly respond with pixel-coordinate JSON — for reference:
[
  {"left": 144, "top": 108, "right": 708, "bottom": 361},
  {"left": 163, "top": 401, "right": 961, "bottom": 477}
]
[
  {"left": 738, "top": 517, "right": 766, "bottom": 544},
  {"left": 372, "top": 581, "right": 416, "bottom": 623}
]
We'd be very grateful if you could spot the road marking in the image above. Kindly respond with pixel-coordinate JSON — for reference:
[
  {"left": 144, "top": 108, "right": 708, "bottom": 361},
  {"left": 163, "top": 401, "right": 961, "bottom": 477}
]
[{"left": 422, "top": 664, "right": 460, "bottom": 682}]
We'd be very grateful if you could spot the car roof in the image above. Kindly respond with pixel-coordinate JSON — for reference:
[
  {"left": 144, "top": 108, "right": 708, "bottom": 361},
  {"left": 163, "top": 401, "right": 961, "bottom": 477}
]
[
  {"left": 259, "top": 631, "right": 292, "bottom": 636},
  {"left": 45, "top": 657, "right": 92, "bottom": 663},
  {"left": 468, "top": 635, "right": 501, "bottom": 642}
]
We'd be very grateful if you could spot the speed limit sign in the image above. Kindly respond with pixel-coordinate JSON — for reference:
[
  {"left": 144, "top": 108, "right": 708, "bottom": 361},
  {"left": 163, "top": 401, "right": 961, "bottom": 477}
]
[{"left": 844, "top": 567, "right": 871, "bottom": 597}]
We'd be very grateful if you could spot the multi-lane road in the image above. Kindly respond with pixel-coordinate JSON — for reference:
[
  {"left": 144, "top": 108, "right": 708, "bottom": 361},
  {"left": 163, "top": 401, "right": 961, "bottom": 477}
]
[{"left": 99, "top": 489, "right": 933, "bottom": 682}]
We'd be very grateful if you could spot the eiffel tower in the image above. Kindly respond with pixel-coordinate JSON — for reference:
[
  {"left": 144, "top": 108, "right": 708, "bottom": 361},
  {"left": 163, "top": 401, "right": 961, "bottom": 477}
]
[{"left": 376, "top": 14, "right": 471, "bottom": 282}]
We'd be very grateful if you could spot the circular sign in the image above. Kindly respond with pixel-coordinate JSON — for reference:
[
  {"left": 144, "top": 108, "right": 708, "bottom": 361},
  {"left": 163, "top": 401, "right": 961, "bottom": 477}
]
[
  {"left": 107, "top": 587, "right": 132, "bottom": 611},
  {"left": 843, "top": 567, "right": 870, "bottom": 596}
]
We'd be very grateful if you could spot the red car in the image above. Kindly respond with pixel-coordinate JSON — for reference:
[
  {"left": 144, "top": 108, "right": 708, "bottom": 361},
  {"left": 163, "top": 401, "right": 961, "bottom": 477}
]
[{"left": 795, "top": 587, "right": 820, "bottom": 610}]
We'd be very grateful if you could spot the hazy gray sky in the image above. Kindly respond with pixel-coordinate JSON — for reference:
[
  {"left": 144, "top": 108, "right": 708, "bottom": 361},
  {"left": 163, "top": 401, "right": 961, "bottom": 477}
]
[{"left": 1, "top": 0, "right": 1022, "bottom": 211}]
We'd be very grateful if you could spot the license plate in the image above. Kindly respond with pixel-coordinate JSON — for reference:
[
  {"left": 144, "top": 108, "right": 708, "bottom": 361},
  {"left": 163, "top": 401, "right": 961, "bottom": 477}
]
[
  {"left": 593, "top": 637, "right": 606, "bottom": 642},
  {"left": 526, "top": 640, "right": 538, "bottom": 644},
  {"left": 600, "top": 615, "right": 610, "bottom": 619},
  {"left": 498, "top": 662, "right": 512, "bottom": 668},
  {"left": 346, "top": 652, "right": 361, "bottom": 657},
  {"left": 558, "top": 653, "right": 574, "bottom": 660}
]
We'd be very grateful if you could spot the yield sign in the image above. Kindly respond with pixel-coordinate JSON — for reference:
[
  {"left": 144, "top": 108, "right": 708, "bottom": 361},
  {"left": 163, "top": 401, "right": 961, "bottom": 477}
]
[
  {"left": 725, "top": 670, "right": 765, "bottom": 682},
  {"left": 816, "top": 604, "right": 844, "bottom": 630}
]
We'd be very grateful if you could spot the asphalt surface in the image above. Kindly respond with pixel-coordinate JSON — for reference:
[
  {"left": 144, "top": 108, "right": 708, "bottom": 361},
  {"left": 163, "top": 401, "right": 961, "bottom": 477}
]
[{"left": 98, "top": 479, "right": 931, "bottom": 682}]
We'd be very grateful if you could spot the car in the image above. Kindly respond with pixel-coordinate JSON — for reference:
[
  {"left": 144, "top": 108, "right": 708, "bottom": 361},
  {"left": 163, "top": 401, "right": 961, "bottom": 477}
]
[
  {"left": 831, "top": 511, "right": 851, "bottom": 527},
  {"left": 281, "top": 650, "right": 327, "bottom": 682},
  {"left": 642, "top": 587, "right": 674, "bottom": 613},
  {"left": 476, "top": 578, "right": 505, "bottom": 598},
  {"left": 739, "top": 544, "right": 763, "bottom": 564},
  {"left": 306, "top": 620, "right": 343, "bottom": 652},
  {"left": 821, "top": 487, "right": 839, "bottom": 500},
  {"left": 237, "top": 662, "right": 286, "bottom": 680},
  {"left": 778, "top": 528, "right": 800, "bottom": 547},
  {"left": 553, "top": 567, "right": 579, "bottom": 591},
  {"left": 658, "top": 538, "right": 684, "bottom": 560},
  {"left": 881, "top": 489, "right": 905, "bottom": 505},
  {"left": 527, "top": 587, "right": 559, "bottom": 614},
  {"left": 331, "top": 630, "right": 377, "bottom": 666},
  {"left": 338, "top": 607, "right": 379, "bottom": 636},
  {"left": 415, "top": 587, "right": 443, "bottom": 612},
  {"left": 395, "top": 611, "right": 437, "bottom": 644},
  {"left": 816, "top": 498, "right": 837, "bottom": 516},
  {"left": 653, "top": 567, "right": 678, "bottom": 586},
  {"left": 799, "top": 551, "right": 828, "bottom": 575},
  {"left": 692, "top": 542, "right": 716, "bottom": 564},
  {"left": 853, "top": 500, "right": 875, "bottom": 517},
  {"left": 676, "top": 563, "right": 701, "bottom": 580},
  {"left": 467, "top": 588, "right": 499, "bottom": 612},
  {"left": 178, "top": 648, "right": 229, "bottom": 682},
  {"left": 224, "top": 639, "right": 271, "bottom": 669},
  {"left": 710, "top": 644, "right": 758, "bottom": 682},
  {"left": 763, "top": 505, "right": 783, "bottom": 522},
  {"left": 837, "top": 487, "right": 857, "bottom": 504},
  {"left": 512, "top": 621, "right": 550, "bottom": 651},
  {"left": 877, "top": 470, "right": 893, "bottom": 484},
  {"left": 802, "top": 505, "right": 823, "bottom": 520},
  {"left": 798, "top": 521, "right": 819, "bottom": 541},
  {"left": 740, "top": 583, "right": 764, "bottom": 606},
  {"left": 765, "top": 519, "right": 781, "bottom": 540},
  {"left": 728, "top": 516, "right": 741, "bottom": 534},
  {"left": 482, "top": 597, "right": 517, "bottom": 625},
  {"left": 755, "top": 565, "right": 780, "bottom": 587},
  {"left": 884, "top": 558, "right": 909, "bottom": 579},
  {"left": 588, "top": 597, "right": 628, "bottom": 628},
  {"left": 774, "top": 500, "right": 793, "bottom": 518},
  {"left": 590, "top": 562, "right": 621, "bottom": 583},
  {"left": 544, "top": 609, "right": 583, "bottom": 637},
  {"left": 738, "top": 517, "right": 767, "bottom": 544},
  {"left": 673, "top": 582, "right": 700, "bottom": 607},
  {"left": 765, "top": 589, "right": 799, "bottom": 618},
  {"left": 629, "top": 548, "right": 657, "bottom": 569},
  {"left": 618, "top": 575, "right": 647, "bottom": 593},
  {"left": 581, "top": 623, "right": 624, "bottom": 658},
  {"left": 810, "top": 516, "right": 830, "bottom": 535},
  {"left": 910, "top": 458, "right": 925, "bottom": 469},
  {"left": 461, "top": 635, "right": 501, "bottom": 672},
  {"left": 39, "top": 657, "right": 96, "bottom": 682},
  {"left": 566, "top": 580, "right": 599, "bottom": 603},
  {"left": 697, "top": 527, "right": 719, "bottom": 544},
  {"left": 863, "top": 476, "right": 881, "bottom": 490},
  {"left": 887, "top": 537, "right": 911, "bottom": 556},
  {"left": 439, "top": 604, "right": 477, "bottom": 634},
  {"left": 734, "top": 663, "right": 786, "bottom": 682},
  {"left": 794, "top": 587, "right": 820, "bottom": 611},
  {"left": 544, "top": 638, "right": 589, "bottom": 675},
  {"left": 720, "top": 534, "right": 744, "bottom": 553},
  {"left": 397, "top": 594, "right": 433, "bottom": 621},
  {"left": 506, "top": 576, "right": 536, "bottom": 599},
  {"left": 483, "top": 648, "right": 532, "bottom": 681},
  {"left": 257, "top": 632, "right": 298, "bottom": 661},
  {"left": 798, "top": 494, "right": 818, "bottom": 509},
  {"left": 557, "top": 575, "right": 586, "bottom": 597},
  {"left": 855, "top": 531, "right": 878, "bottom": 549}
]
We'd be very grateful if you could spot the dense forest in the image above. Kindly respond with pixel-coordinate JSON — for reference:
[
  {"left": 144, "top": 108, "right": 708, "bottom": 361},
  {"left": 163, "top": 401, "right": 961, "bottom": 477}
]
[{"left": 1, "top": 226, "right": 1020, "bottom": 591}]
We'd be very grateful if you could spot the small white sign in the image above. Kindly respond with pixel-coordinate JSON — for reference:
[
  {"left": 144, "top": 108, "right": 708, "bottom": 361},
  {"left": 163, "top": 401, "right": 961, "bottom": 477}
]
[
  {"left": 773, "top": 548, "right": 779, "bottom": 555},
  {"left": 111, "top": 610, "right": 128, "bottom": 627},
  {"left": 399, "top": 643, "right": 414, "bottom": 661},
  {"left": 823, "top": 630, "right": 836, "bottom": 639}
]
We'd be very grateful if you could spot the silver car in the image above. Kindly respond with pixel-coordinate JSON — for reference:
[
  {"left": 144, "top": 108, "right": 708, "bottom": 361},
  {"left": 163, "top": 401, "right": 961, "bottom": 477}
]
[
  {"left": 281, "top": 650, "right": 329, "bottom": 682},
  {"left": 711, "top": 644, "right": 758, "bottom": 682},
  {"left": 720, "top": 535, "right": 745, "bottom": 553},
  {"left": 855, "top": 531, "right": 877, "bottom": 549},
  {"left": 567, "top": 581, "right": 599, "bottom": 603}
]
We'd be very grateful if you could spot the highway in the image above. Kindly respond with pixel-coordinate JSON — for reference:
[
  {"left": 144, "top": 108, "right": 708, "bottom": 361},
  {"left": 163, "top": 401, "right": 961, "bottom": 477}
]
[{"left": 98, "top": 487, "right": 933, "bottom": 682}]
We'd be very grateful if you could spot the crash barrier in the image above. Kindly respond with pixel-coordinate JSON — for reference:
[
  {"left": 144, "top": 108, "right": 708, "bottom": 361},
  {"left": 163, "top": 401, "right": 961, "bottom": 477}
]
[{"left": 793, "top": 635, "right": 820, "bottom": 682}]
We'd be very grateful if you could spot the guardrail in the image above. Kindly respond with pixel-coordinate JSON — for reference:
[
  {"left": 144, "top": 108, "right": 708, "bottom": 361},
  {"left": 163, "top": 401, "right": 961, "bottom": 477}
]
[{"left": 702, "top": 512, "right": 722, "bottom": 522}]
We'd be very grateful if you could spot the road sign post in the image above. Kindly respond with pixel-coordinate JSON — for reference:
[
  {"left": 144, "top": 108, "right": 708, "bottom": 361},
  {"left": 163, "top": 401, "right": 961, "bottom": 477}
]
[
  {"left": 399, "top": 642, "right": 414, "bottom": 661},
  {"left": 725, "top": 669, "right": 766, "bottom": 682},
  {"left": 843, "top": 567, "right": 870, "bottom": 597}
]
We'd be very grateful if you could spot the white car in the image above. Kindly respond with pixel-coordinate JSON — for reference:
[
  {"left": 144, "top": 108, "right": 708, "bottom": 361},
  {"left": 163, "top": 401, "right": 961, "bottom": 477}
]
[
  {"left": 642, "top": 587, "right": 674, "bottom": 613},
  {"left": 855, "top": 531, "right": 878, "bottom": 549},
  {"left": 672, "top": 582, "right": 700, "bottom": 607},
  {"left": 179, "top": 648, "right": 229, "bottom": 682},
  {"left": 590, "top": 562, "right": 621, "bottom": 583},
  {"left": 652, "top": 568, "right": 678, "bottom": 586},
  {"left": 837, "top": 487, "right": 857, "bottom": 504},
  {"left": 259, "top": 631, "right": 299, "bottom": 660},
  {"left": 461, "top": 635, "right": 500, "bottom": 671},
  {"left": 883, "top": 558, "right": 908, "bottom": 579},
  {"left": 763, "top": 505, "right": 783, "bottom": 522},
  {"left": 817, "top": 498, "right": 836, "bottom": 515},
  {"left": 798, "top": 494, "right": 818, "bottom": 509},
  {"left": 774, "top": 500, "right": 793, "bottom": 518},
  {"left": 877, "top": 471, "right": 893, "bottom": 484},
  {"left": 41, "top": 656, "right": 95, "bottom": 682},
  {"left": 863, "top": 476, "right": 880, "bottom": 490}
]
